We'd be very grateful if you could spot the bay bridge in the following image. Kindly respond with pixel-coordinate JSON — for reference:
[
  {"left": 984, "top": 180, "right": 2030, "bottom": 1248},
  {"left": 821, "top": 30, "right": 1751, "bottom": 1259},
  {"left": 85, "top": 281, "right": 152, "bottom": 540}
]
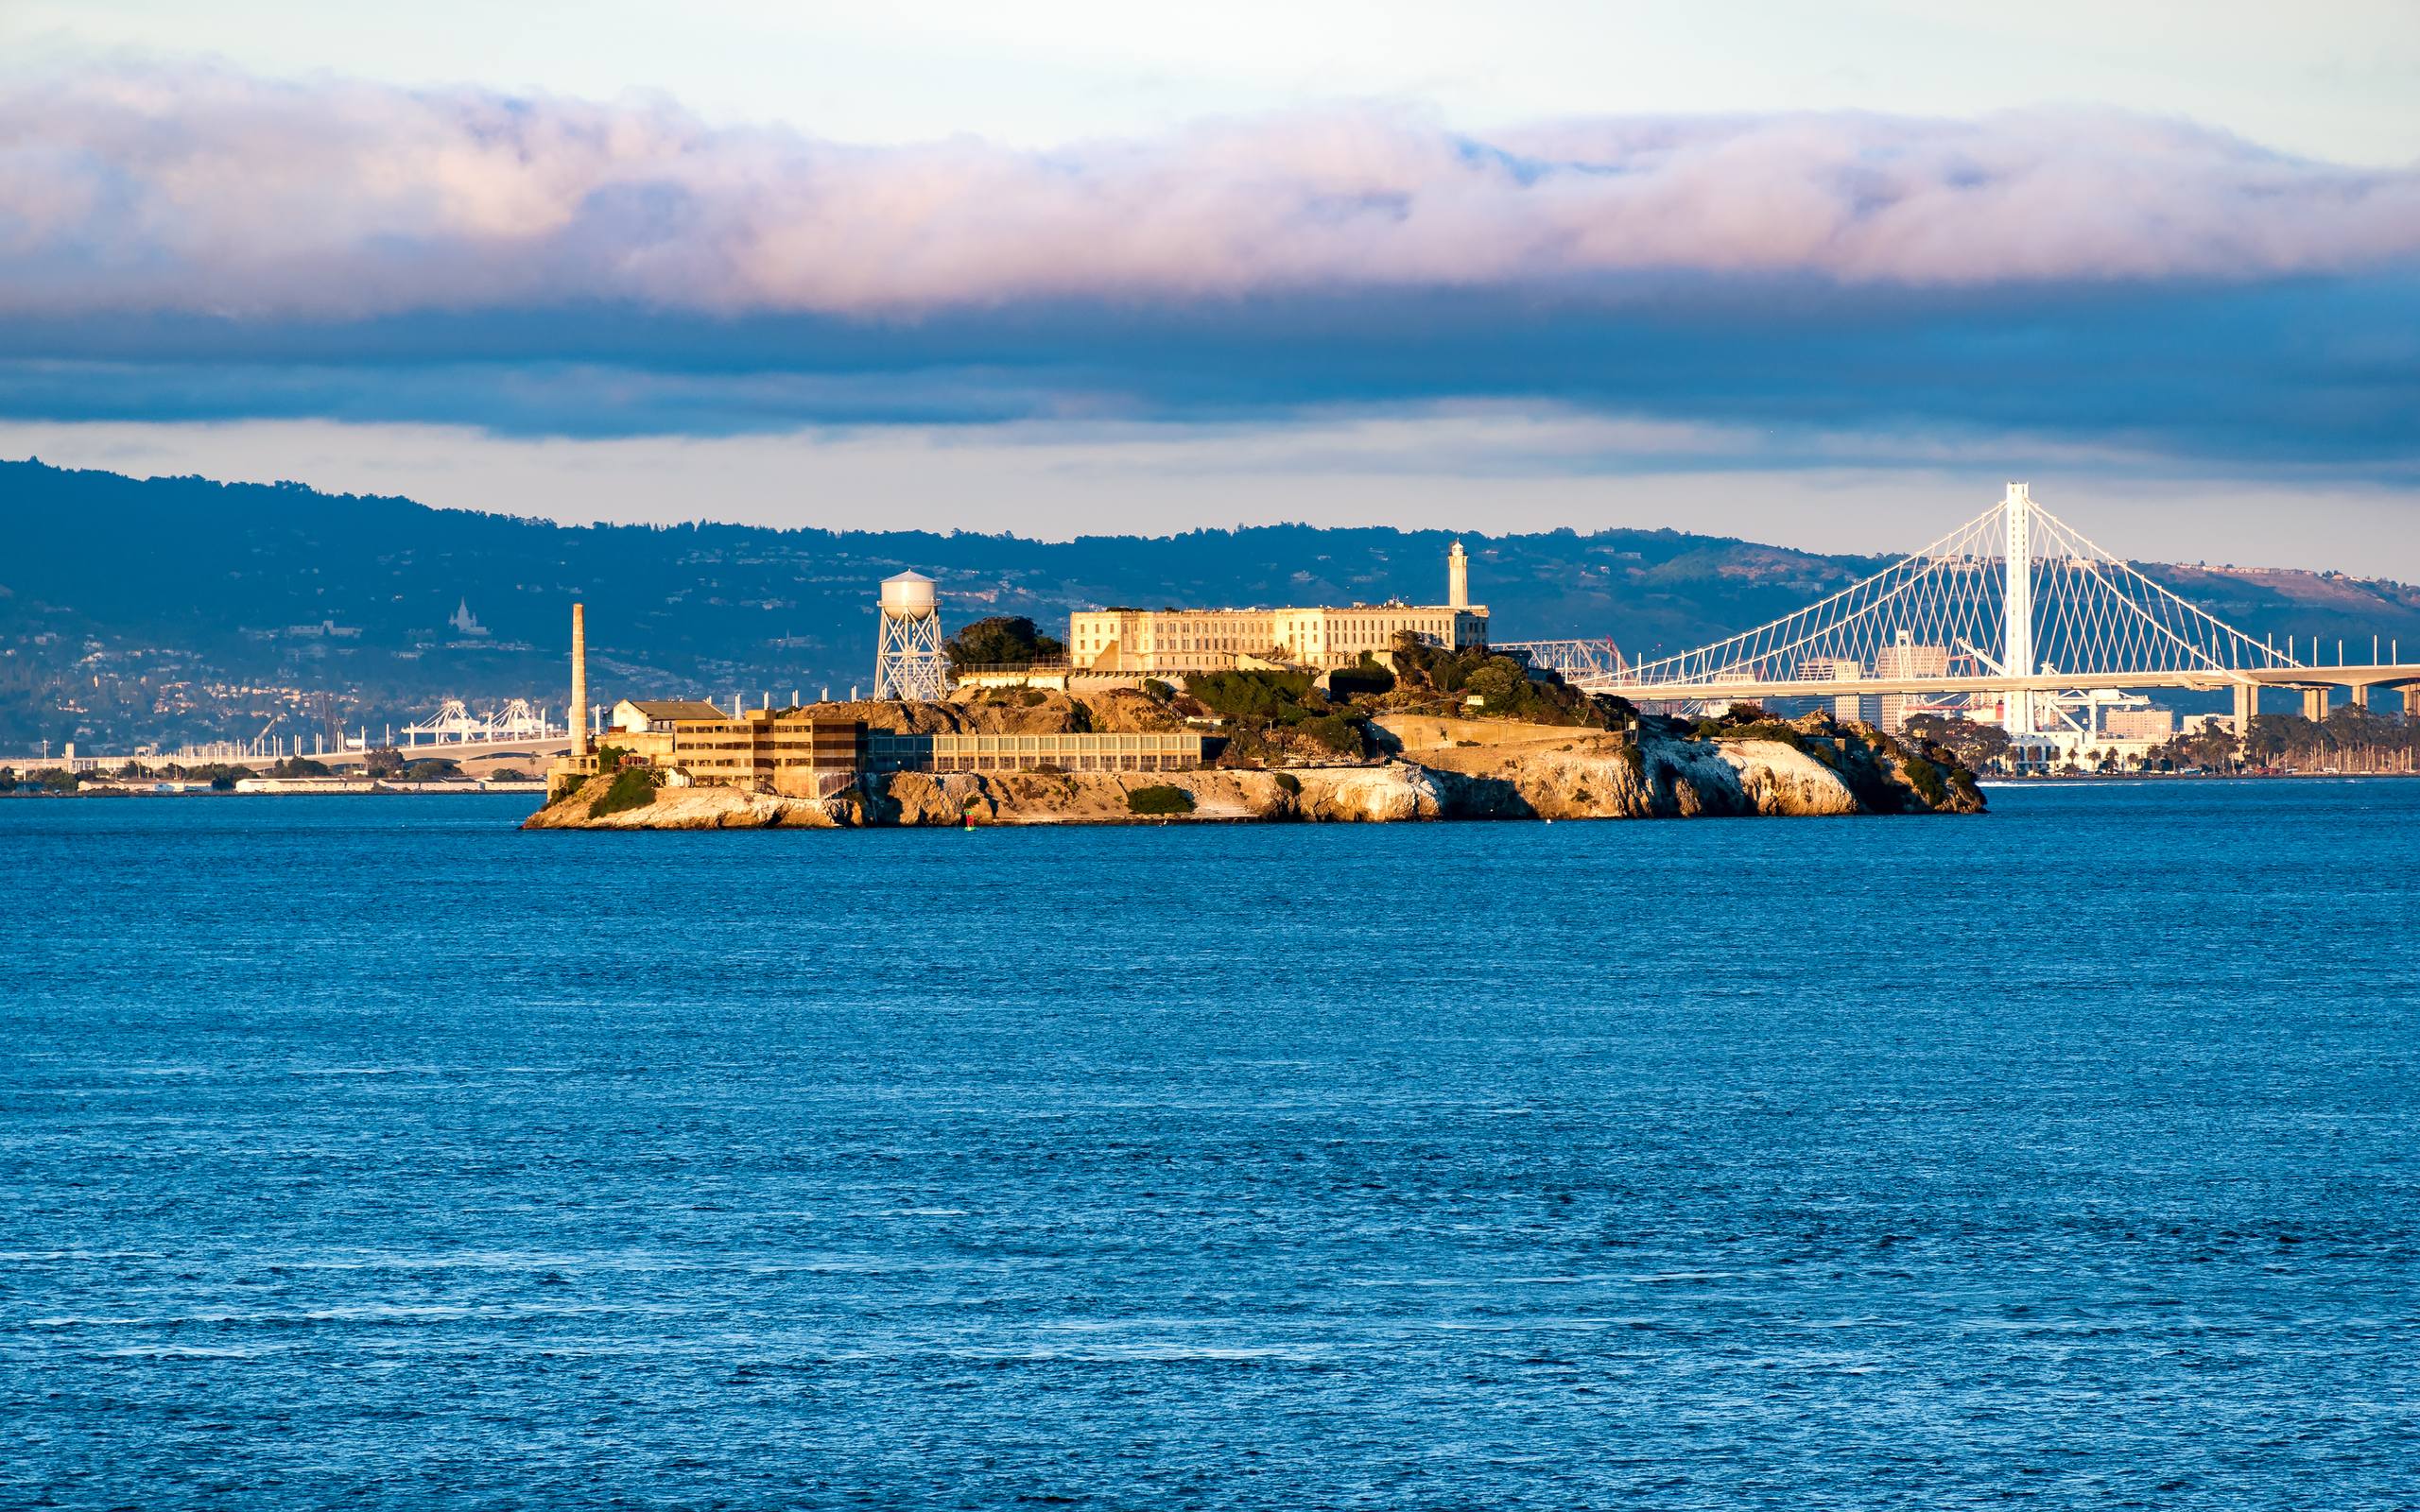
[{"left": 1498, "top": 485, "right": 2420, "bottom": 747}]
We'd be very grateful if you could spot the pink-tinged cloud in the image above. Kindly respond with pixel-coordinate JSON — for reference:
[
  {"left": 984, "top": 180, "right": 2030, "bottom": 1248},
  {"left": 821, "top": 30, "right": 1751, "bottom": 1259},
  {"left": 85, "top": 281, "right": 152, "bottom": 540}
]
[{"left": 0, "top": 66, "right": 2417, "bottom": 320}]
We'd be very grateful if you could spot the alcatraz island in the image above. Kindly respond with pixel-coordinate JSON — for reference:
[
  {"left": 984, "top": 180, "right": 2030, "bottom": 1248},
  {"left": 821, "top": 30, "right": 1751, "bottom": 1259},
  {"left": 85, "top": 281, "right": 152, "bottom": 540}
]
[{"left": 529, "top": 543, "right": 1982, "bottom": 829}]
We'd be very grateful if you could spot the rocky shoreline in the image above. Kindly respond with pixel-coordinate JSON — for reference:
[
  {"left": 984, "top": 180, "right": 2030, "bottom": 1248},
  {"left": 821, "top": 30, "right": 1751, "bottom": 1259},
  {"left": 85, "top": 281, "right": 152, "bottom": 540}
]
[{"left": 526, "top": 714, "right": 1982, "bottom": 830}]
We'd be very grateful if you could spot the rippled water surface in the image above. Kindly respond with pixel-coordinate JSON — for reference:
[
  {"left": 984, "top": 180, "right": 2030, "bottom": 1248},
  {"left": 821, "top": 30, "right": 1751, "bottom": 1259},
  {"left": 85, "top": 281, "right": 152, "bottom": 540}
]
[{"left": 6, "top": 782, "right": 2418, "bottom": 1508}]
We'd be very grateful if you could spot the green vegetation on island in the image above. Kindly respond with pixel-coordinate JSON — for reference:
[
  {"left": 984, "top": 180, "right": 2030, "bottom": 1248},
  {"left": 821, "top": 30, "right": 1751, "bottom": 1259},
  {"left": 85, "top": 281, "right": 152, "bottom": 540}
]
[
  {"left": 1385, "top": 638, "right": 1623, "bottom": 728},
  {"left": 944, "top": 616, "right": 1065, "bottom": 670},
  {"left": 588, "top": 765, "right": 662, "bottom": 819},
  {"left": 1181, "top": 668, "right": 1372, "bottom": 762}
]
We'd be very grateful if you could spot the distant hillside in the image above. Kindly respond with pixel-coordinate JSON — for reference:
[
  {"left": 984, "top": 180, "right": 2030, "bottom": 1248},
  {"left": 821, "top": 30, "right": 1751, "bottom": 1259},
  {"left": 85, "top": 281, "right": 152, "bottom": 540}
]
[{"left": 5, "top": 458, "right": 2417, "bottom": 753}]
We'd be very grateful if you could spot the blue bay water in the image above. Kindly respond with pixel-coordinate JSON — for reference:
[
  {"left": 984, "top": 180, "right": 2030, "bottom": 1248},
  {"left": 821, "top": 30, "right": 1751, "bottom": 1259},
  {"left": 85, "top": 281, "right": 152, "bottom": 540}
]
[{"left": 4, "top": 782, "right": 2416, "bottom": 1508}]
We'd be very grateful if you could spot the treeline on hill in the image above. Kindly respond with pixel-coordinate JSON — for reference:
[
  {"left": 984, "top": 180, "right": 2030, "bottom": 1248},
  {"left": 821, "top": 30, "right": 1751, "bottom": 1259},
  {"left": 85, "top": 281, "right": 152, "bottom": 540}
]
[
  {"left": 2147, "top": 709, "right": 2415, "bottom": 774},
  {"left": 1908, "top": 705, "right": 2420, "bottom": 774},
  {"left": 1909, "top": 704, "right": 2420, "bottom": 775}
]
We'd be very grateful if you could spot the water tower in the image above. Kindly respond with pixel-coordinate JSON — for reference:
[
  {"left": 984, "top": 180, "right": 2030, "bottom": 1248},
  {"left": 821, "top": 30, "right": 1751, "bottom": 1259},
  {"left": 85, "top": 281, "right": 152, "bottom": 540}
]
[{"left": 874, "top": 571, "right": 945, "bottom": 701}]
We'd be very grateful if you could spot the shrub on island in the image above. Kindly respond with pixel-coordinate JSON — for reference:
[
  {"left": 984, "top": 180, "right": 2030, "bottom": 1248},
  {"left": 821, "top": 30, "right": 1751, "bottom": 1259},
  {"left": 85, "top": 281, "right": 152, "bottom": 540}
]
[
  {"left": 588, "top": 765, "right": 661, "bottom": 819},
  {"left": 1325, "top": 655, "right": 1396, "bottom": 699},
  {"left": 1901, "top": 752, "right": 1951, "bottom": 808},
  {"left": 1184, "top": 669, "right": 1318, "bottom": 723},
  {"left": 1299, "top": 713, "right": 1367, "bottom": 757},
  {"left": 1127, "top": 784, "right": 1196, "bottom": 816}
]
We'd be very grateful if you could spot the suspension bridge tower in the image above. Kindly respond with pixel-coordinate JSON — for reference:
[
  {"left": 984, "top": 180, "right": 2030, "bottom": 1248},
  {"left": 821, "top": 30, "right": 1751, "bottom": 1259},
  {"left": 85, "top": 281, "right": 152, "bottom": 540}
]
[
  {"left": 2002, "top": 482, "right": 2036, "bottom": 737},
  {"left": 874, "top": 571, "right": 946, "bottom": 701}
]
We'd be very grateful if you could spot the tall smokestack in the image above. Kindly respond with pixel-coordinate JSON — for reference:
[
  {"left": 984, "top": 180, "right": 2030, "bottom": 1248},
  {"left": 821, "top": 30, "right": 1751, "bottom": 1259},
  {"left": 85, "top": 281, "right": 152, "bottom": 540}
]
[{"left": 570, "top": 603, "right": 590, "bottom": 758}]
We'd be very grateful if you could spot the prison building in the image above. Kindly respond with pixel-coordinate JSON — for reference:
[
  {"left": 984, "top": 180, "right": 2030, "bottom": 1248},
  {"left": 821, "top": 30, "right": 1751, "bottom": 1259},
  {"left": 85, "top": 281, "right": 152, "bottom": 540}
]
[
  {"left": 1065, "top": 541, "right": 1487, "bottom": 676},
  {"left": 868, "top": 730, "right": 1207, "bottom": 774},
  {"left": 1072, "top": 601, "right": 1488, "bottom": 674},
  {"left": 577, "top": 707, "right": 1209, "bottom": 795},
  {"left": 608, "top": 698, "right": 733, "bottom": 732},
  {"left": 581, "top": 710, "right": 863, "bottom": 795}
]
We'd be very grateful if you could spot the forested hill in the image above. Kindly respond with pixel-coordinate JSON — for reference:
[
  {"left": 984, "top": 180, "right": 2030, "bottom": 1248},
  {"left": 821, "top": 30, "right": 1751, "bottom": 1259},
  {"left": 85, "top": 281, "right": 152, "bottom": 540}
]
[{"left": 6, "top": 457, "right": 2418, "bottom": 751}]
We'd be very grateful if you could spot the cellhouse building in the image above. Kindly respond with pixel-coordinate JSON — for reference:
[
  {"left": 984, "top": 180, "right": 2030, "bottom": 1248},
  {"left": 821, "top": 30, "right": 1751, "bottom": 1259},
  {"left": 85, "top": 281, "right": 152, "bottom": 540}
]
[{"left": 1068, "top": 541, "right": 1488, "bottom": 676}]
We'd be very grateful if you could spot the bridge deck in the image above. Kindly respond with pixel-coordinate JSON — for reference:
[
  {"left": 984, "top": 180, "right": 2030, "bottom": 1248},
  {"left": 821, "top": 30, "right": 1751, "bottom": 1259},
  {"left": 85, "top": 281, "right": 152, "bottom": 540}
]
[{"left": 1569, "top": 665, "right": 2420, "bottom": 700}]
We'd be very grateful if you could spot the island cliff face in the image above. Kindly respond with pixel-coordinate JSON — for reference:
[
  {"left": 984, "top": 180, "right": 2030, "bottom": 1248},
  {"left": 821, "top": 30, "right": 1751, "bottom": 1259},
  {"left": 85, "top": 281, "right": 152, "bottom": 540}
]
[{"left": 526, "top": 713, "right": 1981, "bottom": 831}]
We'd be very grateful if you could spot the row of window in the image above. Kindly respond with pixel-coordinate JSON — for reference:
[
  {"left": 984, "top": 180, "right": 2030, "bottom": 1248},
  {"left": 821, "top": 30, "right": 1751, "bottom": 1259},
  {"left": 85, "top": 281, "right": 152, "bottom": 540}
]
[{"left": 925, "top": 753, "right": 1196, "bottom": 773}]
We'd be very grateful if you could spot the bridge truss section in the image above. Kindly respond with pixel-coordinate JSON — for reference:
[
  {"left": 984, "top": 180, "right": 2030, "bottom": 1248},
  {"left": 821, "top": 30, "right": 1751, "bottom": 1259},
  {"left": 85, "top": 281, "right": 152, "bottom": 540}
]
[{"left": 1610, "top": 485, "right": 2303, "bottom": 694}]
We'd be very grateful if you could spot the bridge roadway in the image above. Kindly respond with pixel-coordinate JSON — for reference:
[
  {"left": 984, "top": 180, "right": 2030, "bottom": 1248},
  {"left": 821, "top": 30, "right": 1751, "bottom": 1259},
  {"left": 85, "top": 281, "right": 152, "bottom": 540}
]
[
  {"left": 47, "top": 735, "right": 579, "bottom": 775},
  {"left": 1564, "top": 663, "right": 2420, "bottom": 733}
]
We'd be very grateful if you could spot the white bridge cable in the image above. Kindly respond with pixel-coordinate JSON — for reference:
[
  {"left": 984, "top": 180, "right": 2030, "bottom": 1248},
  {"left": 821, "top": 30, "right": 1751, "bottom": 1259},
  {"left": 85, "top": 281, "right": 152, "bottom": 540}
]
[{"left": 1504, "top": 490, "right": 2302, "bottom": 691}]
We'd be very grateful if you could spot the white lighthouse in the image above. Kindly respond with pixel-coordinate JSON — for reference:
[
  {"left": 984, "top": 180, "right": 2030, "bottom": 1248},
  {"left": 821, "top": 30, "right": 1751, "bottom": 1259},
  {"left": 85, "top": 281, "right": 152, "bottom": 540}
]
[
  {"left": 874, "top": 571, "right": 945, "bottom": 701},
  {"left": 1448, "top": 540, "right": 1470, "bottom": 611}
]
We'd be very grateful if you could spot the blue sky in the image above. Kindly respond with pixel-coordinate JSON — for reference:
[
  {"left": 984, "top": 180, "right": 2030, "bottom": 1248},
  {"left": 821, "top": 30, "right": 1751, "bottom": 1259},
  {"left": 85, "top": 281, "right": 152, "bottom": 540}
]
[{"left": 3, "top": 2, "right": 2417, "bottom": 570}]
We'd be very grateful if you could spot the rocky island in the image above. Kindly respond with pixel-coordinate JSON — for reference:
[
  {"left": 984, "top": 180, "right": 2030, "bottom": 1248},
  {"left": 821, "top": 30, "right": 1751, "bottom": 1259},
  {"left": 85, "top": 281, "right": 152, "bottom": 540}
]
[{"left": 527, "top": 638, "right": 1982, "bottom": 831}]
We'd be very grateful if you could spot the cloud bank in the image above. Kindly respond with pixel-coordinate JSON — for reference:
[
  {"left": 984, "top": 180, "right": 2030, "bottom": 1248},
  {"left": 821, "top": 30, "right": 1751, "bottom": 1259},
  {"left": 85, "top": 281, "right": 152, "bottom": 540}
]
[
  {"left": 0, "top": 64, "right": 2414, "bottom": 484},
  {"left": 4, "top": 67, "right": 2420, "bottom": 319}
]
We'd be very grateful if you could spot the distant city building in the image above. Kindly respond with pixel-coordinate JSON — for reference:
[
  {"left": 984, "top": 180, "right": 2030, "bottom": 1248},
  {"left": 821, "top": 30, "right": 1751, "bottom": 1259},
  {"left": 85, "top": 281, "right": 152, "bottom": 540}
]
[
  {"left": 1872, "top": 633, "right": 1951, "bottom": 731},
  {"left": 1067, "top": 542, "right": 1488, "bottom": 675},
  {"left": 2100, "top": 707, "right": 2177, "bottom": 741},
  {"left": 1795, "top": 656, "right": 1864, "bottom": 724},
  {"left": 449, "top": 598, "right": 490, "bottom": 638}
]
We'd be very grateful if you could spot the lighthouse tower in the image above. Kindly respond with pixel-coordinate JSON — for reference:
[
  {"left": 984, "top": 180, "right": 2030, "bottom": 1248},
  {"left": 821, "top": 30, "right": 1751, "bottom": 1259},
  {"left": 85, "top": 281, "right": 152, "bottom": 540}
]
[{"left": 1448, "top": 540, "right": 1470, "bottom": 610}]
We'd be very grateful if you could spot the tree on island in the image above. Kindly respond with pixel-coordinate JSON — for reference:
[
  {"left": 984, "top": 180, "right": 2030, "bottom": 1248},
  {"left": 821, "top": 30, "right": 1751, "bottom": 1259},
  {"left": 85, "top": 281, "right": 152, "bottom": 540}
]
[
  {"left": 1127, "top": 784, "right": 1196, "bottom": 816},
  {"left": 1903, "top": 714, "right": 2013, "bottom": 772},
  {"left": 944, "top": 616, "right": 1065, "bottom": 671},
  {"left": 1387, "top": 634, "right": 1611, "bottom": 727}
]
